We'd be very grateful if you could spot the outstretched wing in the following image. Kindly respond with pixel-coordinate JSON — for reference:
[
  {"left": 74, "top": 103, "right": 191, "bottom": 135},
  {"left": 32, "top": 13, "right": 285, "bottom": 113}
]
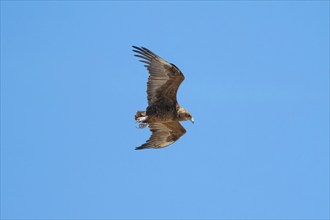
[
  {"left": 136, "top": 121, "right": 186, "bottom": 150},
  {"left": 132, "top": 46, "right": 185, "bottom": 106}
]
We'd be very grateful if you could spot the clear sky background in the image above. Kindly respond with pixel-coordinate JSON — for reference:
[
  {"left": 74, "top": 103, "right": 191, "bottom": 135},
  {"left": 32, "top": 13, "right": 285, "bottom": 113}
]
[{"left": 1, "top": 1, "right": 329, "bottom": 219}]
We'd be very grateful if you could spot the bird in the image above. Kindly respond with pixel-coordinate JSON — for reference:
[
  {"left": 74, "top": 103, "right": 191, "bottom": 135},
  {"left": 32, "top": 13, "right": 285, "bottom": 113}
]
[{"left": 132, "top": 46, "right": 194, "bottom": 150}]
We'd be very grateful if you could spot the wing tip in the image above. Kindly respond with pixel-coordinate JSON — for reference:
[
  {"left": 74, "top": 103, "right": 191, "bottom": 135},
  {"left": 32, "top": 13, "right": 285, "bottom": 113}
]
[
  {"left": 135, "top": 146, "right": 146, "bottom": 150},
  {"left": 132, "top": 46, "right": 154, "bottom": 56},
  {"left": 135, "top": 143, "right": 156, "bottom": 150},
  {"left": 132, "top": 45, "right": 143, "bottom": 51}
]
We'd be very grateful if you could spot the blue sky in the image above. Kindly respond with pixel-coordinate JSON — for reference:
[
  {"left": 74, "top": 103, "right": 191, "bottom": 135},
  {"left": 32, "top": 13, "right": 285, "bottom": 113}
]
[{"left": 1, "top": 1, "right": 329, "bottom": 219}]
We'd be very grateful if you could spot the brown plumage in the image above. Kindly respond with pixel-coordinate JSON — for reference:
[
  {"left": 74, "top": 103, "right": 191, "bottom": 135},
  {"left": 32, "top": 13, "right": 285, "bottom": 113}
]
[
  {"left": 133, "top": 46, "right": 194, "bottom": 150},
  {"left": 135, "top": 122, "right": 186, "bottom": 150}
]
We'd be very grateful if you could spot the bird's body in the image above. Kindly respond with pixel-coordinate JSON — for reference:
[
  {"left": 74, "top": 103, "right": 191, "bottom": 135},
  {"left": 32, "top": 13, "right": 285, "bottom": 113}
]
[
  {"left": 135, "top": 105, "right": 192, "bottom": 123},
  {"left": 132, "top": 46, "right": 193, "bottom": 150}
]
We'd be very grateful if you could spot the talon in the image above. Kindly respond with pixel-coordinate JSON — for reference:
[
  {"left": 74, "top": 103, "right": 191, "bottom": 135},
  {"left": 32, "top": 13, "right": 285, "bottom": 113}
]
[{"left": 136, "top": 123, "right": 148, "bottom": 129}]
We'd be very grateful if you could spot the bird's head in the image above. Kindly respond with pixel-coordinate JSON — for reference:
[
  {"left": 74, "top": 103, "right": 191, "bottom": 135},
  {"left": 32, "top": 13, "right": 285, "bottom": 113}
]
[{"left": 178, "top": 107, "right": 194, "bottom": 124}]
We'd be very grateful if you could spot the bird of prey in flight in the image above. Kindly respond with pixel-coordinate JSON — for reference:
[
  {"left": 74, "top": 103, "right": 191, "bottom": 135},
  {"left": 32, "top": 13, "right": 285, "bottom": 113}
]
[{"left": 132, "top": 46, "right": 194, "bottom": 150}]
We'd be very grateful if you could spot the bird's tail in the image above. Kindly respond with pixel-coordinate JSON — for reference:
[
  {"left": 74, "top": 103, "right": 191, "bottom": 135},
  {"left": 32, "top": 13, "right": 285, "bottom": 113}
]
[{"left": 135, "top": 111, "right": 146, "bottom": 121}]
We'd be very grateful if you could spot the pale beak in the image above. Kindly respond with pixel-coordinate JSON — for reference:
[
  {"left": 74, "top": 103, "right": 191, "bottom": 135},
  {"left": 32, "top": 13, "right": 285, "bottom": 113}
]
[{"left": 190, "top": 117, "right": 194, "bottom": 124}]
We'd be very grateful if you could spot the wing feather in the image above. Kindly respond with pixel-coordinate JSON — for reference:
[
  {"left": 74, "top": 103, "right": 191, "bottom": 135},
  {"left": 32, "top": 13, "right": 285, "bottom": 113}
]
[
  {"left": 136, "top": 121, "right": 186, "bottom": 150},
  {"left": 132, "top": 46, "right": 185, "bottom": 105}
]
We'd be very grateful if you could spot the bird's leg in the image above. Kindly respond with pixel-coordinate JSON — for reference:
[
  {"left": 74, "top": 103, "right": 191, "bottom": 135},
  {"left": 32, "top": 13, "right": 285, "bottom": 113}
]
[
  {"left": 136, "top": 123, "right": 148, "bottom": 129},
  {"left": 135, "top": 116, "right": 148, "bottom": 129}
]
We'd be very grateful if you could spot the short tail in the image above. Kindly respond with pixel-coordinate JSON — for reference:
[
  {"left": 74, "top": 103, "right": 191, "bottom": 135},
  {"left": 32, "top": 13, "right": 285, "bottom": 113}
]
[{"left": 135, "top": 111, "right": 146, "bottom": 121}]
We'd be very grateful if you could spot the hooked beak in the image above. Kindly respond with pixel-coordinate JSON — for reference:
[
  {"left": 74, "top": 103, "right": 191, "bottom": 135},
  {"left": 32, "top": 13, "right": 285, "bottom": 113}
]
[{"left": 190, "top": 117, "right": 194, "bottom": 124}]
